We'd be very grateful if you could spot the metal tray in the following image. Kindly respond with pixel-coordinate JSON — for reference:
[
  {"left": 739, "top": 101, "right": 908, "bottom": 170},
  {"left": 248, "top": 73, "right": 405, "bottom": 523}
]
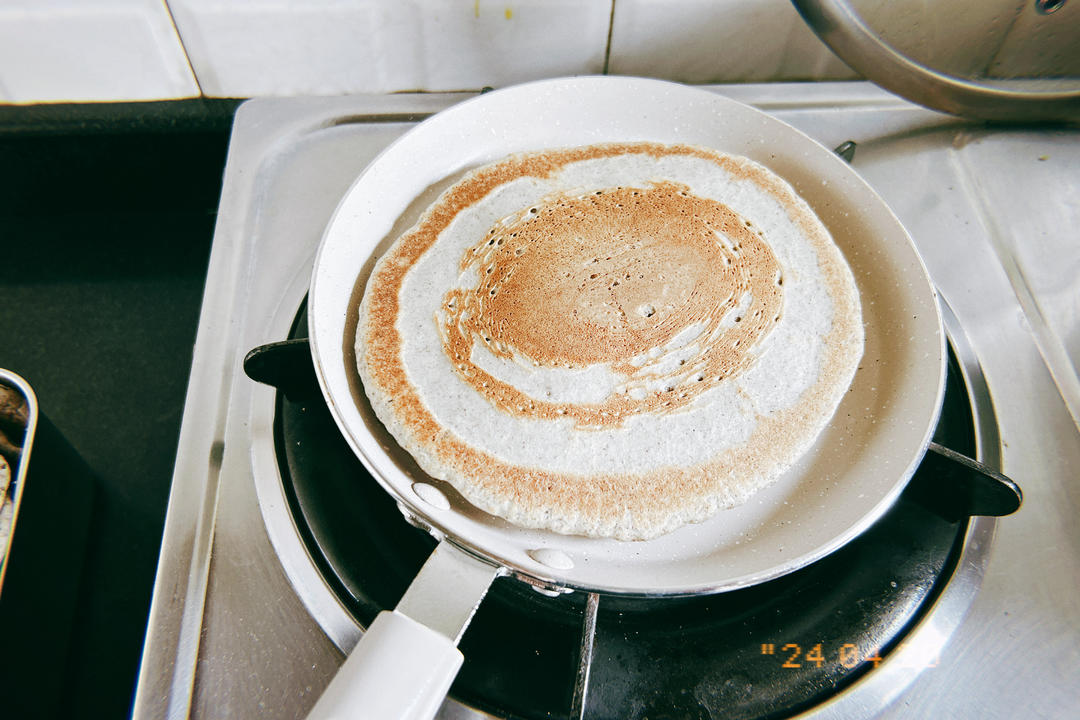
[
  {"left": 0, "top": 368, "right": 96, "bottom": 719},
  {"left": 0, "top": 368, "right": 36, "bottom": 594}
]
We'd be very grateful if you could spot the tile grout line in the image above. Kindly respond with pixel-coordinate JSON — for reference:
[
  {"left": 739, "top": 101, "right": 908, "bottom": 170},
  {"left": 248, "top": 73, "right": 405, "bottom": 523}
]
[
  {"left": 160, "top": 0, "right": 205, "bottom": 97},
  {"left": 603, "top": 0, "right": 616, "bottom": 75}
]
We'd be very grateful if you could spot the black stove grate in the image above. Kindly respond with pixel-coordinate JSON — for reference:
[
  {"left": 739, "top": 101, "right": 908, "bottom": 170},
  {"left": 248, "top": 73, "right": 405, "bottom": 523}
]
[{"left": 274, "top": 300, "right": 974, "bottom": 720}]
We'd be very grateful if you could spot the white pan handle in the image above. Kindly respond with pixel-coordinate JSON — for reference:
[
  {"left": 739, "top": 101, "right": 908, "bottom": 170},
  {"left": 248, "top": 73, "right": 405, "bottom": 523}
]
[
  {"left": 305, "top": 541, "right": 501, "bottom": 720},
  {"left": 304, "top": 609, "right": 461, "bottom": 720}
]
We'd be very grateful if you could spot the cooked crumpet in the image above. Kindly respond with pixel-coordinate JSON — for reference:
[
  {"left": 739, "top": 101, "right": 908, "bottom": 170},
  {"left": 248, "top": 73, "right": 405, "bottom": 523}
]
[{"left": 356, "top": 142, "right": 862, "bottom": 540}]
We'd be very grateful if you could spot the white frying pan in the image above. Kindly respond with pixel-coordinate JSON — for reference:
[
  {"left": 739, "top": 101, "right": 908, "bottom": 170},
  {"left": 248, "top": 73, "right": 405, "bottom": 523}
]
[{"left": 304, "top": 77, "right": 944, "bottom": 719}]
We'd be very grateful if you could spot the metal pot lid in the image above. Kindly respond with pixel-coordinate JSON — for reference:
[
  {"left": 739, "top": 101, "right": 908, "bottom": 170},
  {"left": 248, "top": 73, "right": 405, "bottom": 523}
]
[{"left": 793, "top": 0, "right": 1080, "bottom": 122}]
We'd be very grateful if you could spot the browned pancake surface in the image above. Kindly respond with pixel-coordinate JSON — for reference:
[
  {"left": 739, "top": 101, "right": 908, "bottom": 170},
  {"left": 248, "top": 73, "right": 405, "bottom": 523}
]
[{"left": 357, "top": 142, "right": 862, "bottom": 539}]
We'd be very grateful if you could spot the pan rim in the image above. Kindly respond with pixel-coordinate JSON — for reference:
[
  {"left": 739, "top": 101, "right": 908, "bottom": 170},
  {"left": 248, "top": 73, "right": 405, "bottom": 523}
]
[{"left": 308, "top": 75, "right": 946, "bottom": 596}]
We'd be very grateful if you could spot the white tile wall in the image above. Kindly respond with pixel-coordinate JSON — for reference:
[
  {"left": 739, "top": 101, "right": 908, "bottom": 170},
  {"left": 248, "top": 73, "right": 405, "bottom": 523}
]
[
  {"left": 0, "top": 0, "right": 1074, "bottom": 104},
  {"left": 607, "top": 0, "right": 857, "bottom": 83},
  {"left": 166, "top": 0, "right": 612, "bottom": 97},
  {"left": 0, "top": 0, "right": 198, "bottom": 104}
]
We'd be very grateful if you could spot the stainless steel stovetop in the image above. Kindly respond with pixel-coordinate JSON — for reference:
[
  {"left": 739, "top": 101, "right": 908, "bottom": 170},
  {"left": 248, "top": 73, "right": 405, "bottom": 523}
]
[{"left": 133, "top": 83, "right": 1080, "bottom": 719}]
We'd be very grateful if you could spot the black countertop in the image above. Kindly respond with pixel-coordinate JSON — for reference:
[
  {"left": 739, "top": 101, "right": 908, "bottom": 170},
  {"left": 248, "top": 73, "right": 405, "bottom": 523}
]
[{"left": 0, "top": 100, "right": 240, "bottom": 718}]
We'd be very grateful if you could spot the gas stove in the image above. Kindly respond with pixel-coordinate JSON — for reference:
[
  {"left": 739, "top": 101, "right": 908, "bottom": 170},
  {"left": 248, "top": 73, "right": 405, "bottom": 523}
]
[{"left": 133, "top": 83, "right": 1080, "bottom": 719}]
